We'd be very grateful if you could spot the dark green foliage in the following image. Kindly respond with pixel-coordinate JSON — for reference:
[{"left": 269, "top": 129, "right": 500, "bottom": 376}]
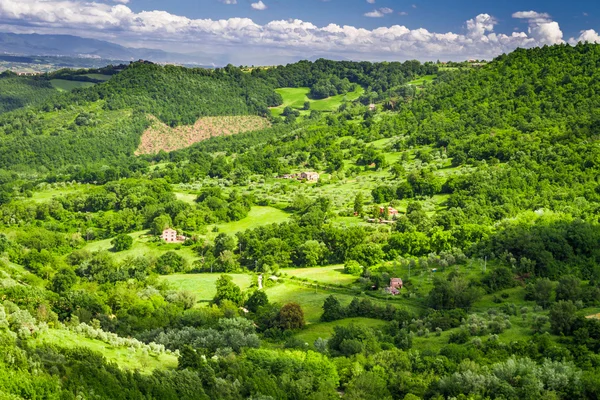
[
  {"left": 428, "top": 275, "right": 482, "bottom": 310},
  {"left": 110, "top": 233, "right": 133, "bottom": 252},
  {"left": 482, "top": 267, "right": 517, "bottom": 293},
  {"left": 213, "top": 274, "right": 244, "bottom": 305},
  {"left": 278, "top": 302, "right": 305, "bottom": 330},
  {"left": 0, "top": 74, "right": 58, "bottom": 114},
  {"left": 245, "top": 290, "right": 268, "bottom": 313},
  {"left": 321, "top": 295, "right": 344, "bottom": 322},
  {"left": 252, "top": 58, "right": 437, "bottom": 96},
  {"left": 50, "top": 268, "right": 77, "bottom": 293},
  {"left": 549, "top": 300, "right": 578, "bottom": 335},
  {"left": 525, "top": 278, "right": 554, "bottom": 308},
  {"left": 155, "top": 251, "right": 188, "bottom": 275}
]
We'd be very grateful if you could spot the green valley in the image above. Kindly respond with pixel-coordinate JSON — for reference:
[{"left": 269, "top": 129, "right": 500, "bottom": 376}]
[{"left": 0, "top": 44, "right": 599, "bottom": 400}]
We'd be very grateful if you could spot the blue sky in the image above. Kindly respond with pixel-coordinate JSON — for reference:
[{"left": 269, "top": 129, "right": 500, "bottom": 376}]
[
  {"left": 0, "top": 0, "right": 598, "bottom": 64},
  {"left": 130, "top": 0, "right": 598, "bottom": 39}
]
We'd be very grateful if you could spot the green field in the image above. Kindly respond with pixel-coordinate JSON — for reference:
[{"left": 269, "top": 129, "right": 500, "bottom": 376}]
[
  {"left": 160, "top": 273, "right": 254, "bottom": 303},
  {"left": 83, "top": 73, "right": 113, "bottom": 81},
  {"left": 270, "top": 86, "right": 364, "bottom": 117},
  {"left": 50, "top": 79, "right": 96, "bottom": 91},
  {"left": 174, "top": 191, "right": 197, "bottom": 204},
  {"left": 80, "top": 231, "right": 199, "bottom": 264},
  {"left": 282, "top": 265, "right": 358, "bottom": 286},
  {"left": 210, "top": 206, "right": 290, "bottom": 236},
  {"left": 33, "top": 329, "right": 178, "bottom": 373},
  {"left": 407, "top": 75, "right": 437, "bottom": 86},
  {"left": 28, "top": 185, "right": 87, "bottom": 203},
  {"left": 263, "top": 281, "right": 396, "bottom": 323},
  {"left": 294, "top": 317, "right": 387, "bottom": 345}
]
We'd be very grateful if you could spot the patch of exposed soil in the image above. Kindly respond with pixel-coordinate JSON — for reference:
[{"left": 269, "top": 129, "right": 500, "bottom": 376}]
[{"left": 136, "top": 115, "right": 270, "bottom": 155}]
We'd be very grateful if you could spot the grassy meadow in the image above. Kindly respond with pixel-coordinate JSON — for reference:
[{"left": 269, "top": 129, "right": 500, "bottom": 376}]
[
  {"left": 50, "top": 79, "right": 96, "bottom": 91},
  {"left": 160, "top": 273, "right": 254, "bottom": 303},
  {"left": 281, "top": 265, "right": 358, "bottom": 286},
  {"left": 270, "top": 86, "right": 364, "bottom": 117},
  {"left": 33, "top": 329, "right": 178, "bottom": 373}
]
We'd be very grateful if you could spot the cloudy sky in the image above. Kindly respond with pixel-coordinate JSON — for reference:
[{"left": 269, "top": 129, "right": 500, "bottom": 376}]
[{"left": 0, "top": 0, "right": 599, "bottom": 64}]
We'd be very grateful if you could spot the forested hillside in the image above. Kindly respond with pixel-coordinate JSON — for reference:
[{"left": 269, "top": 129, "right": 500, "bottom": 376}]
[
  {"left": 0, "top": 72, "right": 58, "bottom": 114},
  {"left": 0, "top": 59, "right": 435, "bottom": 172},
  {"left": 253, "top": 58, "right": 437, "bottom": 99},
  {"left": 0, "top": 62, "right": 283, "bottom": 171},
  {"left": 1, "top": 44, "right": 600, "bottom": 399}
]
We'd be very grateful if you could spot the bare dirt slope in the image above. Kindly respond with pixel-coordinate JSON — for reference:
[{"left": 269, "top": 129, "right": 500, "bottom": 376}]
[{"left": 136, "top": 115, "right": 270, "bottom": 155}]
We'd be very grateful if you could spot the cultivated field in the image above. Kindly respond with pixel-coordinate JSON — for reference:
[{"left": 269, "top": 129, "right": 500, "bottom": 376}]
[
  {"left": 270, "top": 86, "right": 364, "bottom": 117},
  {"left": 50, "top": 79, "right": 96, "bottom": 91},
  {"left": 136, "top": 115, "right": 270, "bottom": 155}
]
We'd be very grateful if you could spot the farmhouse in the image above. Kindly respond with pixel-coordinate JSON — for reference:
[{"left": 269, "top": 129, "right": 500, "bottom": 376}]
[
  {"left": 279, "top": 171, "right": 320, "bottom": 182},
  {"left": 387, "top": 278, "right": 403, "bottom": 295},
  {"left": 379, "top": 206, "right": 399, "bottom": 217},
  {"left": 161, "top": 228, "right": 186, "bottom": 243},
  {"left": 300, "top": 171, "right": 320, "bottom": 181}
]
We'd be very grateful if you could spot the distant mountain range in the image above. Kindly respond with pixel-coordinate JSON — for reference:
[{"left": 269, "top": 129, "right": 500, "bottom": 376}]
[
  {"left": 0, "top": 32, "right": 352, "bottom": 67},
  {"left": 0, "top": 32, "right": 207, "bottom": 65}
]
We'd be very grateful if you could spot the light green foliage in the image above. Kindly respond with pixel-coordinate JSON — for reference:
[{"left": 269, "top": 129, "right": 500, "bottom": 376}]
[
  {"left": 50, "top": 79, "right": 95, "bottom": 91},
  {"left": 213, "top": 274, "right": 244, "bottom": 305}
]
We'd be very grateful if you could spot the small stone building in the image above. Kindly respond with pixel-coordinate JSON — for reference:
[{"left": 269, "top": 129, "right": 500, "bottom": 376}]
[
  {"left": 388, "top": 278, "right": 403, "bottom": 295},
  {"left": 161, "top": 228, "right": 178, "bottom": 243}
]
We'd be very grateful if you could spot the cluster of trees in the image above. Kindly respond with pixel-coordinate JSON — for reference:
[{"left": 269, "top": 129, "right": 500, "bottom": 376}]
[
  {"left": 0, "top": 73, "right": 58, "bottom": 114},
  {"left": 251, "top": 58, "right": 437, "bottom": 95},
  {"left": 321, "top": 295, "right": 409, "bottom": 323}
]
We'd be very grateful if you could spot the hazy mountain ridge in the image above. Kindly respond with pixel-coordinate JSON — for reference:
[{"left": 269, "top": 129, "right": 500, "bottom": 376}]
[{"left": 0, "top": 32, "right": 199, "bottom": 64}]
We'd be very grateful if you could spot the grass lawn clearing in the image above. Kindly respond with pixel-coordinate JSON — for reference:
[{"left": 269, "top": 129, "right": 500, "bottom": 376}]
[
  {"left": 293, "top": 317, "right": 387, "bottom": 346},
  {"left": 34, "top": 329, "right": 178, "bottom": 373},
  {"left": 160, "top": 273, "right": 254, "bottom": 303},
  {"left": 50, "top": 79, "right": 96, "bottom": 91},
  {"left": 210, "top": 206, "right": 290, "bottom": 236},
  {"left": 270, "top": 86, "right": 364, "bottom": 117},
  {"left": 80, "top": 231, "right": 199, "bottom": 264},
  {"left": 282, "top": 265, "right": 357, "bottom": 286}
]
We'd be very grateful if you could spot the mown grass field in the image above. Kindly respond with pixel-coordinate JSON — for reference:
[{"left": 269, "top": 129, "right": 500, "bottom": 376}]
[
  {"left": 33, "top": 329, "right": 178, "bottom": 373},
  {"left": 50, "top": 79, "right": 96, "bottom": 91},
  {"left": 174, "top": 191, "right": 198, "bottom": 204},
  {"left": 80, "top": 231, "right": 199, "bottom": 265},
  {"left": 281, "top": 265, "right": 357, "bottom": 286},
  {"left": 407, "top": 75, "right": 437, "bottom": 86},
  {"left": 209, "top": 206, "right": 290, "bottom": 237},
  {"left": 83, "top": 73, "right": 113, "bottom": 81},
  {"left": 263, "top": 281, "right": 398, "bottom": 324},
  {"left": 270, "top": 86, "right": 364, "bottom": 117},
  {"left": 160, "top": 273, "right": 254, "bottom": 303},
  {"left": 28, "top": 185, "right": 88, "bottom": 203},
  {"left": 293, "top": 317, "right": 387, "bottom": 345}
]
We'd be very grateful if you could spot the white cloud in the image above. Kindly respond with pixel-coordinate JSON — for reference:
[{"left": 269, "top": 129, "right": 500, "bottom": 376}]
[
  {"left": 364, "top": 10, "right": 383, "bottom": 18},
  {"left": 366, "top": 0, "right": 375, "bottom": 3},
  {"left": 512, "top": 10, "right": 563, "bottom": 45},
  {"left": 512, "top": 11, "right": 550, "bottom": 20},
  {"left": 0, "top": 1, "right": 589, "bottom": 63},
  {"left": 220, "top": 0, "right": 237, "bottom": 4},
  {"left": 365, "top": 7, "right": 392, "bottom": 18},
  {"left": 113, "top": 0, "right": 129, "bottom": 3},
  {"left": 251, "top": 1, "right": 267, "bottom": 10},
  {"left": 569, "top": 29, "right": 600, "bottom": 44},
  {"left": 398, "top": 12, "right": 408, "bottom": 16},
  {"left": 466, "top": 13, "right": 496, "bottom": 38}
]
